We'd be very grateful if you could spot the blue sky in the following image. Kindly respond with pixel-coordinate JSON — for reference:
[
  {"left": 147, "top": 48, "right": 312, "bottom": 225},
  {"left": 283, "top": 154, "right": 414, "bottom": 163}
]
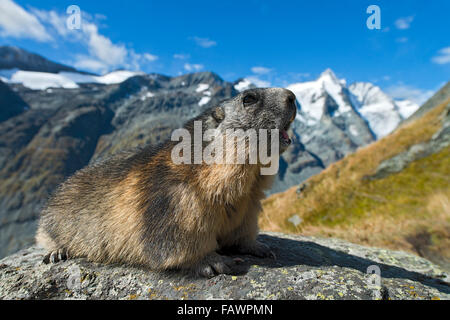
[{"left": 0, "top": 0, "right": 449, "bottom": 104}]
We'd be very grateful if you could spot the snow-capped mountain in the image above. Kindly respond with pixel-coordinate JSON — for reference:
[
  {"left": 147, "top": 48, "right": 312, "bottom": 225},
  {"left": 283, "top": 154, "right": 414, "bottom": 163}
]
[
  {"left": 287, "top": 69, "right": 419, "bottom": 138},
  {"left": 288, "top": 69, "right": 353, "bottom": 123},
  {"left": 395, "top": 99, "right": 421, "bottom": 119},
  {"left": 348, "top": 82, "right": 402, "bottom": 138},
  {"left": 348, "top": 82, "right": 419, "bottom": 138},
  {"left": 0, "top": 46, "right": 144, "bottom": 90},
  {"left": 268, "top": 69, "right": 375, "bottom": 193}
]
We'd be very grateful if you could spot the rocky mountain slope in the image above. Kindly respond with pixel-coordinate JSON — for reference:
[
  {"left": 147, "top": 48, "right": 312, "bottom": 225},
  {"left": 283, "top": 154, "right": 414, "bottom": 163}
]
[
  {"left": 0, "top": 79, "right": 28, "bottom": 122},
  {"left": 0, "top": 48, "right": 421, "bottom": 259},
  {"left": 0, "top": 232, "right": 449, "bottom": 300},
  {"left": 261, "top": 83, "right": 450, "bottom": 270}
]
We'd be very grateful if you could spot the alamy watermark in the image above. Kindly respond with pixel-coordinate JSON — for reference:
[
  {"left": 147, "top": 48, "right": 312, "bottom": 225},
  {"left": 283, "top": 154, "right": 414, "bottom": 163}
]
[
  {"left": 366, "top": 265, "right": 382, "bottom": 299},
  {"left": 66, "top": 5, "right": 81, "bottom": 30},
  {"left": 366, "top": 5, "right": 381, "bottom": 30},
  {"left": 170, "top": 121, "right": 284, "bottom": 175}
]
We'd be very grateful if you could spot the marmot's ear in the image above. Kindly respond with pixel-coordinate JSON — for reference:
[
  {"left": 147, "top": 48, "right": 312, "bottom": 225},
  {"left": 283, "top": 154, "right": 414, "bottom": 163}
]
[{"left": 212, "top": 107, "right": 225, "bottom": 123}]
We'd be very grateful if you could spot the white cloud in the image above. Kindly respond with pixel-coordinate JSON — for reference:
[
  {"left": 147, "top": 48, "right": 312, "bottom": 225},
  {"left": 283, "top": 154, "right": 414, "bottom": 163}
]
[
  {"left": 385, "top": 84, "right": 433, "bottom": 105},
  {"left": 32, "top": 9, "right": 70, "bottom": 38},
  {"left": 82, "top": 23, "right": 127, "bottom": 67},
  {"left": 251, "top": 66, "right": 272, "bottom": 75},
  {"left": 184, "top": 63, "right": 204, "bottom": 72},
  {"left": 143, "top": 53, "right": 158, "bottom": 62},
  {"left": 191, "top": 36, "right": 217, "bottom": 48},
  {"left": 246, "top": 76, "right": 271, "bottom": 88},
  {"left": 73, "top": 56, "right": 108, "bottom": 73},
  {"left": 432, "top": 47, "right": 450, "bottom": 65},
  {"left": 78, "top": 23, "right": 158, "bottom": 72},
  {"left": 395, "top": 16, "right": 414, "bottom": 30},
  {"left": 1, "top": 2, "right": 159, "bottom": 74},
  {"left": 0, "top": 0, "right": 51, "bottom": 41}
]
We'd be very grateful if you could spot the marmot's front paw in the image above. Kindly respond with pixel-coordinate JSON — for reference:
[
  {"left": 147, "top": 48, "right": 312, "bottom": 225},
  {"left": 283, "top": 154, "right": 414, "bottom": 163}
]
[
  {"left": 194, "top": 252, "right": 235, "bottom": 278},
  {"left": 236, "top": 241, "right": 276, "bottom": 259},
  {"left": 43, "top": 248, "right": 69, "bottom": 264}
]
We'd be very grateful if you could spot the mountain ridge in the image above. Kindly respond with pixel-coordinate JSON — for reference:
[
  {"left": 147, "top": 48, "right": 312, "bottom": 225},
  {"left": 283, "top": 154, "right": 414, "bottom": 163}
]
[{"left": 0, "top": 46, "right": 93, "bottom": 75}]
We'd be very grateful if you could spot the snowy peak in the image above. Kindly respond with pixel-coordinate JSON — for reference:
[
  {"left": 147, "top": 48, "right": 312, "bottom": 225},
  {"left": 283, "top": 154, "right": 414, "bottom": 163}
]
[
  {"left": 287, "top": 68, "right": 353, "bottom": 123},
  {"left": 348, "top": 82, "right": 402, "bottom": 138},
  {"left": 318, "top": 68, "right": 340, "bottom": 84},
  {"left": 349, "top": 82, "right": 394, "bottom": 107},
  {"left": 349, "top": 82, "right": 419, "bottom": 138},
  {"left": 287, "top": 70, "right": 419, "bottom": 139},
  {"left": 395, "top": 100, "right": 420, "bottom": 119}
]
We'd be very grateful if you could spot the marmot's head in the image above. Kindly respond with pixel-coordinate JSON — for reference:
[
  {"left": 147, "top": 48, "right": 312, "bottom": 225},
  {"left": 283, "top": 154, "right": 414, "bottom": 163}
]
[
  {"left": 178, "top": 88, "right": 297, "bottom": 170},
  {"left": 212, "top": 88, "right": 297, "bottom": 152}
]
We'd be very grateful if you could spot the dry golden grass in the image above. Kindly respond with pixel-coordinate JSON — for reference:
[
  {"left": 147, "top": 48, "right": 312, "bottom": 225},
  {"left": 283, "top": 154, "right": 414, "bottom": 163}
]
[{"left": 260, "top": 99, "right": 450, "bottom": 267}]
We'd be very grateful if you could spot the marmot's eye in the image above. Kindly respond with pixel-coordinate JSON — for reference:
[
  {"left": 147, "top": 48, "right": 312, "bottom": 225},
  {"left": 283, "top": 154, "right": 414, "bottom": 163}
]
[{"left": 243, "top": 94, "right": 258, "bottom": 106}]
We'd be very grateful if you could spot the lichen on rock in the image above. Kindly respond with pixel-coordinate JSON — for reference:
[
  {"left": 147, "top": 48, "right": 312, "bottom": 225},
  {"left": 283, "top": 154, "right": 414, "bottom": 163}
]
[{"left": 0, "top": 232, "right": 449, "bottom": 300}]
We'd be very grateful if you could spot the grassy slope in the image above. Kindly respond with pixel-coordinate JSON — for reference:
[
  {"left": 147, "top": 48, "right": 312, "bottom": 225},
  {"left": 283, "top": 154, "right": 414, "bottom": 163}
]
[{"left": 260, "top": 99, "right": 450, "bottom": 268}]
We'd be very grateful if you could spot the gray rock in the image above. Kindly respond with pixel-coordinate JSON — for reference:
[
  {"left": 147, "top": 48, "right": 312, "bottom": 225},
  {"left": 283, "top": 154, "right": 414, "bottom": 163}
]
[{"left": 0, "top": 232, "right": 448, "bottom": 300}]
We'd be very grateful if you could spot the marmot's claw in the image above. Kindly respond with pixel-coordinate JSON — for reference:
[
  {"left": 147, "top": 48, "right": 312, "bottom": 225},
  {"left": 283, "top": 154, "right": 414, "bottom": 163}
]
[
  {"left": 43, "top": 248, "right": 68, "bottom": 264},
  {"left": 198, "top": 265, "right": 216, "bottom": 278}
]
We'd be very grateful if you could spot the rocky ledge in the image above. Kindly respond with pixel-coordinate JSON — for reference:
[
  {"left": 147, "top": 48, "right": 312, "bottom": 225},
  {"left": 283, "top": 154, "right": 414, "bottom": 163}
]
[{"left": 0, "top": 232, "right": 449, "bottom": 300}]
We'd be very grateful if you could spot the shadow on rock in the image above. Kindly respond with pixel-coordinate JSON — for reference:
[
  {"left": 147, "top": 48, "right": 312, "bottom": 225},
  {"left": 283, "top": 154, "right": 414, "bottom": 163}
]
[{"left": 226, "top": 234, "right": 450, "bottom": 295}]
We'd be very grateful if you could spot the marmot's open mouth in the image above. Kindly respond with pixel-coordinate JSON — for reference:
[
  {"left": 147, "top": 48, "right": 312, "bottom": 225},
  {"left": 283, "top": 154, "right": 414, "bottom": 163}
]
[
  {"left": 280, "top": 125, "right": 291, "bottom": 146},
  {"left": 280, "top": 112, "right": 295, "bottom": 146}
]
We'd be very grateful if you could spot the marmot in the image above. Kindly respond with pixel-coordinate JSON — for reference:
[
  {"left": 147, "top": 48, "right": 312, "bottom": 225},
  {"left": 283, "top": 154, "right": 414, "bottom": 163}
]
[{"left": 36, "top": 88, "right": 297, "bottom": 278}]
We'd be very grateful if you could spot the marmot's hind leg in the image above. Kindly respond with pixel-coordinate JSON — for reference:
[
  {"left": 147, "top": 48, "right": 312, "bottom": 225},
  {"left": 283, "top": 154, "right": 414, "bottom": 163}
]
[{"left": 43, "top": 248, "right": 69, "bottom": 264}]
